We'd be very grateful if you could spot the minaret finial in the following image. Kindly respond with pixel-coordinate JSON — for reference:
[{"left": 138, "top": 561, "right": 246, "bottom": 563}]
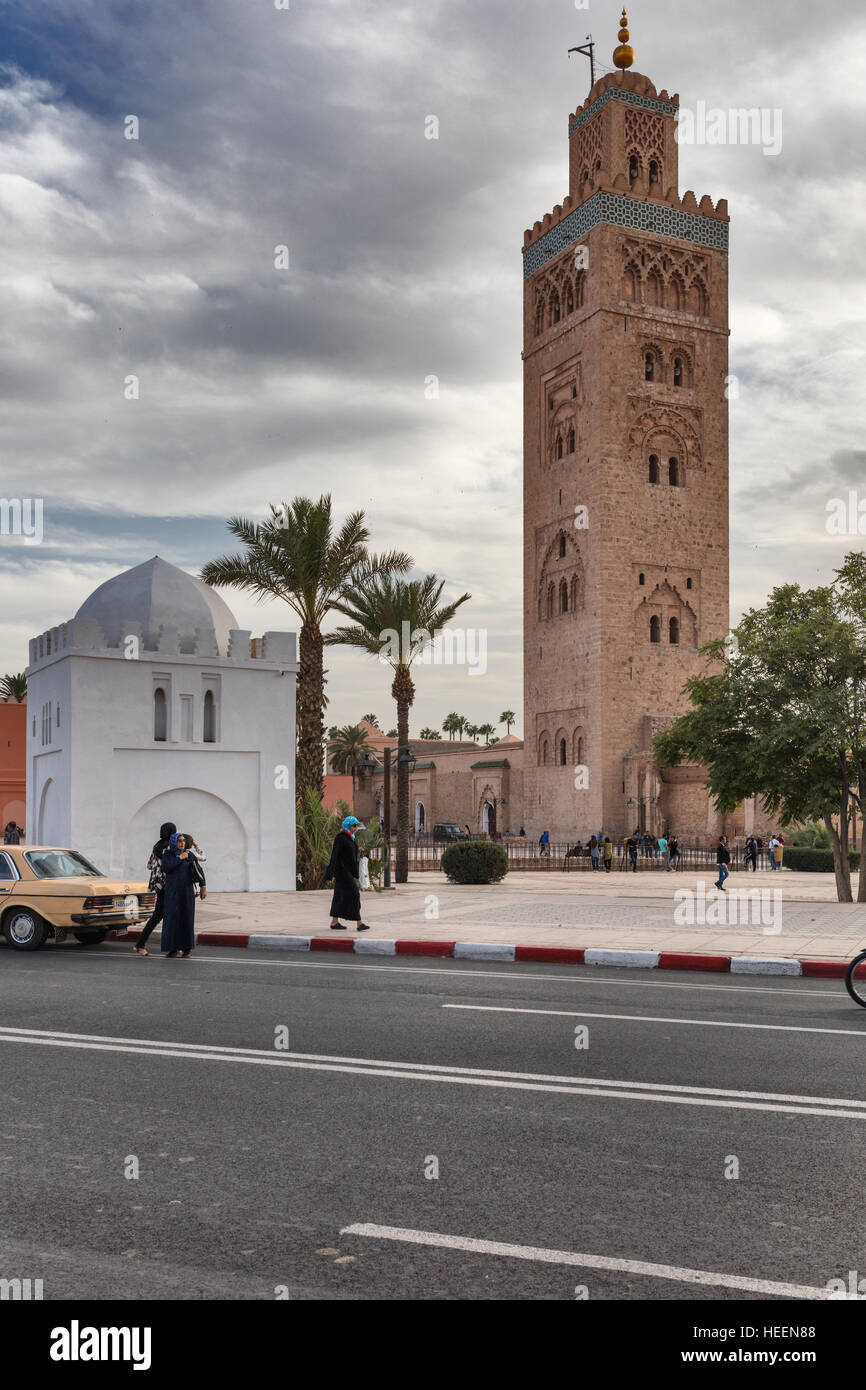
[{"left": 613, "top": 8, "right": 635, "bottom": 70}]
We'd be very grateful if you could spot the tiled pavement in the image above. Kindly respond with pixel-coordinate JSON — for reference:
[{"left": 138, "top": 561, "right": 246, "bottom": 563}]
[{"left": 192, "top": 870, "right": 866, "bottom": 962}]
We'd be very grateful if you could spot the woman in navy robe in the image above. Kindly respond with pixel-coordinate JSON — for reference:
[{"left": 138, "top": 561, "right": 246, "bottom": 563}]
[{"left": 160, "top": 833, "right": 203, "bottom": 957}]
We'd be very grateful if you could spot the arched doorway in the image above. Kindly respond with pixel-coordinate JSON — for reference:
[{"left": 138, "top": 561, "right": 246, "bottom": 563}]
[
  {"left": 482, "top": 800, "right": 496, "bottom": 836},
  {"left": 415, "top": 801, "right": 426, "bottom": 834}
]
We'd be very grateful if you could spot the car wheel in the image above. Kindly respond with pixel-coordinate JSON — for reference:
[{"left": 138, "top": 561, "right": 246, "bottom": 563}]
[
  {"left": 73, "top": 930, "right": 109, "bottom": 946},
  {"left": 3, "top": 908, "right": 48, "bottom": 951}
]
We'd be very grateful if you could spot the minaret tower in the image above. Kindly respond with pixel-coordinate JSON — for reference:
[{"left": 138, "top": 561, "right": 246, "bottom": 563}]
[{"left": 521, "top": 13, "right": 730, "bottom": 840}]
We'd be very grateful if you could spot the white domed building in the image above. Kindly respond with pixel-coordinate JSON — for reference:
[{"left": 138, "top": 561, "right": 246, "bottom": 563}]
[{"left": 26, "top": 556, "right": 298, "bottom": 891}]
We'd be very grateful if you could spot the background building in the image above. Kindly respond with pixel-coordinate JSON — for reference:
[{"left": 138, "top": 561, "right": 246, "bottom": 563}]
[{"left": 26, "top": 556, "right": 298, "bottom": 890}]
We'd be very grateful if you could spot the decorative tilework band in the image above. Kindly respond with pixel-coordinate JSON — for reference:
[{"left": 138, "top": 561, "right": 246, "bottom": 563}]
[
  {"left": 523, "top": 191, "right": 728, "bottom": 278},
  {"left": 569, "top": 87, "right": 679, "bottom": 136}
]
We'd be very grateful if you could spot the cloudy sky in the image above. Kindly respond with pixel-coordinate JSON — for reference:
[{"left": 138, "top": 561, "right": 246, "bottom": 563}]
[{"left": 0, "top": 0, "right": 864, "bottom": 737}]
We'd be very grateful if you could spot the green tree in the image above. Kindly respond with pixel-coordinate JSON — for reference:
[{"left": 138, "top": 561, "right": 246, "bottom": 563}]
[
  {"left": 419, "top": 728, "right": 441, "bottom": 740},
  {"left": 361, "top": 712, "right": 380, "bottom": 728},
  {"left": 654, "top": 554, "right": 866, "bottom": 903},
  {"left": 327, "top": 574, "right": 470, "bottom": 882},
  {"left": 465, "top": 723, "right": 479, "bottom": 741},
  {"left": 386, "top": 728, "right": 397, "bottom": 739},
  {"left": 499, "top": 709, "right": 516, "bottom": 736},
  {"left": 0, "top": 673, "right": 27, "bottom": 703},
  {"left": 327, "top": 723, "right": 371, "bottom": 774},
  {"left": 477, "top": 722, "right": 496, "bottom": 745},
  {"left": 442, "top": 713, "right": 462, "bottom": 740},
  {"left": 201, "top": 495, "right": 410, "bottom": 806},
  {"left": 296, "top": 789, "right": 349, "bottom": 890}
]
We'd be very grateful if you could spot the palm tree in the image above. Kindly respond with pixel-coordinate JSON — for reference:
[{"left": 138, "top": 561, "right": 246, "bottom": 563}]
[
  {"left": 442, "top": 712, "right": 461, "bottom": 741},
  {"left": 201, "top": 496, "right": 410, "bottom": 805},
  {"left": 499, "top": 709, "right": 516, "bottom": 736},
  {"left": 362, "top": 712, "right": 380, "bottom": 728},
  {"left": 327, "top": 574, "right": 470, "bottom": 882},
  {"left": 419, "top": 727, "right": 441, "bottom": 740},
  {"left": 465, "top": 723, "right": 479, "bottom": 741},
  {"left": 328, "top": 724, "right": 371, "bottom": 774},
  {"left": 477, "top": 722, "right": 495, "bottom": 746},
  {"left": 386, "top": 728, "right": 398, "bottom": 739},
  {"left": 454, "top": 714, "right": 468, "bottom": 739},
  {"left": 0, "top": 673, "right": 26, "bottom": 703}
]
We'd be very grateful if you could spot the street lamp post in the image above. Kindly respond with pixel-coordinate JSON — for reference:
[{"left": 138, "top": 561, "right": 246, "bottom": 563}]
[{"left": 382, "top": 748, "right": 392, "bottom": 888}]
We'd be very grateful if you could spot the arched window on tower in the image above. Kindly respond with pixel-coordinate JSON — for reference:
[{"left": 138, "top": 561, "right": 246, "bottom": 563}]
[
  {"left": 560, "top": 580, "right": 569, "bottom": 614},
  {"left": 686, "top": 577, "right": 693, "bottom": 590},
  {"left": 549, "top": 290, "right": 561, "bottom": 326},
  {"left": 650, "top": 616, "right": 661, "bottom": 644},
  {"left": 565, "top": 281, "right": 574, "bottom": 315},
  {"left": 153, "top": 687, "right": 167, "bottom": 742},
  {"left": 669, "top": 616, "right": 681, "bottom": 645},
  {"left": 556, "top": 435, "right": 564, "bottom": 460},
  {"left": 567, "top": 427, "right": 575, "bottom": 454},
  {"left": 541, "top": 740, "right": 549, "bottom": 767},
  {"left": 645, "top": 352, "right": 655, "bottom": 382},
  {"left": 559, "top": 738, "right": 568, "bottom": 767},
  {"left": 649, "top": 160, "right": 660, "bottom": 185},
  {"left": 629, "top": 154, "right": 639, "bottom": 183},
  {"left": 673, "top": 356, "right": 683, "bottom": 387},
  {"left": 669, "top": 457, "right": 681, "bottom": 488},
  {"left": 639, "top": 572, "right": 646, "bottom": 586},
  {"left": 559, "top": 534, "right": 567, "bottom": 559},
  {"left": 649, "top": 455, "right": 660, "bottom": 485},
  {"left": 203, "top": 689, "right": 216, "bottom": 743}
]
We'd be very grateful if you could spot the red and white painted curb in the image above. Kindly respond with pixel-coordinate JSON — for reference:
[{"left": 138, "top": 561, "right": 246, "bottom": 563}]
[{"left": 122, "top": 929, "right": 862, "bottom": 980}]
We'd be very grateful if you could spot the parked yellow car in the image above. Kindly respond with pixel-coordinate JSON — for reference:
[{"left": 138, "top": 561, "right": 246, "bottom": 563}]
[{"left": 0, "top": 845, "right": 155, "bottom": 951}]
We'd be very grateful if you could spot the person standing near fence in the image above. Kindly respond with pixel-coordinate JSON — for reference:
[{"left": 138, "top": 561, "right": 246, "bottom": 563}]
[
  {"left": 659, "top": 833, "right": 669, "bottom": 870},
  {"left": 668, "top": 835, "right": 680, "bottom": 872},
  {"left": 627, "top": 834, "right": 639, "bottom": 873},
  {"left": 590, "top": 836, "right": 601, "bottom": 871},
  {"left": 603, "top": 836, "right": 613, "bottom": 872}
]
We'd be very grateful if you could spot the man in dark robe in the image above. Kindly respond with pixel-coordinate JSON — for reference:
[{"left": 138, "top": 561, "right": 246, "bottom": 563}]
[{"left": 325, "top": 817, "right": 371, "bottom": 932}]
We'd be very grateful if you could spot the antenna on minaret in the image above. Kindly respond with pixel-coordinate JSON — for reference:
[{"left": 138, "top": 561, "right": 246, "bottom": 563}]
[{"left": 568, "top": 35, "right": 596, "bottom": 89}]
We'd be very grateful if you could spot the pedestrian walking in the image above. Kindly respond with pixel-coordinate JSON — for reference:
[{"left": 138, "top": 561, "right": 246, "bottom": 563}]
[
  {"left": 133, "top": 821, "right": 176, "bottom": 957},
  {"left": 659, "top": 833, "right": 669, "bottom": 870},
  {"left": 744, "top": 835, "right": 758, "bottom": 872},
  {"left": 160, "top": 832, "right": 203, "bottom": 957},
  {"left": 326, "top": 816, "right": 371, "bottom": 932},
  {"left": 627, "top": 834, "right": 639, "bottom": 872},
  {"left": 590, "top": 836, "right": 601, "bottom": 871},
  {"left": 668, "top": 835, "right": 680, "bottom": 871},
  {"left": 539, "top": 830, "right": 551, "bottom": 857},
  {"left": 3, "top": 821, "right": 20, "bottom": 845},
  {"left": 715, "top": 835, "right": 731, "bottom": 892},
  {"left": 603, "top": 836, "right": 613, "bottom": 872}
]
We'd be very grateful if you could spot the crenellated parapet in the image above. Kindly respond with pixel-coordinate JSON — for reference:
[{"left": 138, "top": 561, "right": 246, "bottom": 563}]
[{"left": 27, "top": 619, "right": 297, "bottom": 670}]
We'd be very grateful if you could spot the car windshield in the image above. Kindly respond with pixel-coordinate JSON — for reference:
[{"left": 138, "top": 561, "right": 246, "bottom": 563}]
[{"left": 24, "top": 850, "right": 105, "bottom": 879}]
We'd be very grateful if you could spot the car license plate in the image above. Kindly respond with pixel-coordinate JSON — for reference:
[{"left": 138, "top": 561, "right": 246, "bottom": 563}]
[{"left": 113, "top": 897, "right": 129, "bottom": 911}]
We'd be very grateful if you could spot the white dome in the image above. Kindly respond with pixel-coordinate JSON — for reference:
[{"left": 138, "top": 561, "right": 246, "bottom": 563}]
[{"left": 75, "top": 556, "right": 239, "bottom": 655}]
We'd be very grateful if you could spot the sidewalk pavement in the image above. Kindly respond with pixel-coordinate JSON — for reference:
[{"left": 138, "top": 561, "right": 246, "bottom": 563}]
[{"left": 127, "top": 869, "right": 866, "bottom": 978}]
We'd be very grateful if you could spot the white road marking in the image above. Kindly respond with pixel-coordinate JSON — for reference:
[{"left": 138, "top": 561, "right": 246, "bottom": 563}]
[
  {"left": 26, "top": 949, "right": 852, "bottom": 1001},
  {"left": 1, "top": 1026, "right": 865, "bottom": 1118},
  {"left": 444, "top": 1003, "right": 866, "bottom": 1039},
  {"left": 339, "top": 1224, "right": 833, "bottom": 1299}
]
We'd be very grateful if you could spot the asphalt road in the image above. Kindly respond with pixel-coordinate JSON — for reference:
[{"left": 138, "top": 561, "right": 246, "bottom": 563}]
[{"left": 2, "top": 939, "right": 866, "bottom": 1301}]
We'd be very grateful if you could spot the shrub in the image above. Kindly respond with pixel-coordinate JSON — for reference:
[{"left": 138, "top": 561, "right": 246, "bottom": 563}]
[
  {"left": 791, "top": 821, "right": 832, "bottom": 849},
  {"left": 441, "top": 840, "right": 508, "bottom": 885},
  {"left": 296, "top": 790, "right": 350, "bottom": 890},
  {"left": 784, "top": 846, "right": 861, "bottom": 873}
]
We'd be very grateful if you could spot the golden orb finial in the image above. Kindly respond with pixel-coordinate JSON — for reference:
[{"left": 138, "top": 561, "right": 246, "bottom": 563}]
[{"left": 613, "top": 7, "right": 635, "bottom": 70}]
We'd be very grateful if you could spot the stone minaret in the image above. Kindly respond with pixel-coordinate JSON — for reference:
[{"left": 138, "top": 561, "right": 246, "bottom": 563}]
[{"left": 522, "top": 12, "right": 730, "bottom": 841}]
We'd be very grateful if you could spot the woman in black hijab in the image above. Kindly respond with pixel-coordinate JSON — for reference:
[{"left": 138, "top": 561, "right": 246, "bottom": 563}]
[
  {"left": 133, "top": 821, "right": 176, "bottom": 956},
  {"left": 160, "top": 833, "right": 203, "bottom": 958}
]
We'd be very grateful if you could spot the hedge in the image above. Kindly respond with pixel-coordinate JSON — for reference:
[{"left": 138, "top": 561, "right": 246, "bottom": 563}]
[
  {"left": 783, "top": 847, "right": 861, "bottom": 873},
  {"left": 441, "top": 840, "right": 509, "bottom": 885}
]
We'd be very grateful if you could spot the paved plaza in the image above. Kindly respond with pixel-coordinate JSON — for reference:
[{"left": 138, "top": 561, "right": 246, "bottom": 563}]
[{"left": 192, "top": 869, "right": 866, "bottom": 963}]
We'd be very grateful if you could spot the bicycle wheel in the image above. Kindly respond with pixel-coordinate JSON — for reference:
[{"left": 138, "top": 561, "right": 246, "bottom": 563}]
[{"left": 845, "top": 951, "right": 866, "bottom": 1008}]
